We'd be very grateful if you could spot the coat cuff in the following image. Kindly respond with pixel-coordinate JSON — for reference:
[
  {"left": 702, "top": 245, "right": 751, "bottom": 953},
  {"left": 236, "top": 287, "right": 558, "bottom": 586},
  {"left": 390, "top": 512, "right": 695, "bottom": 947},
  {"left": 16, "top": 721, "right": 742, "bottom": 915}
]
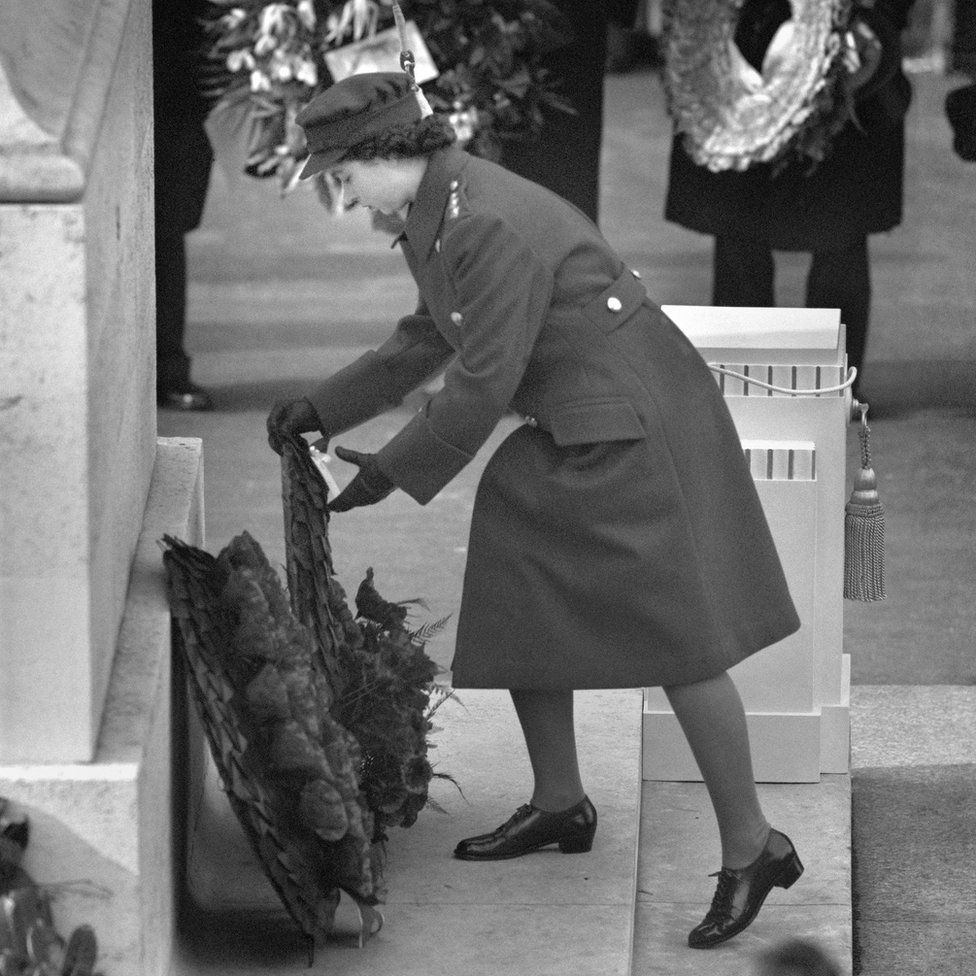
[{"left": 375, "top": 410, "right": 473, "bottom": 504}]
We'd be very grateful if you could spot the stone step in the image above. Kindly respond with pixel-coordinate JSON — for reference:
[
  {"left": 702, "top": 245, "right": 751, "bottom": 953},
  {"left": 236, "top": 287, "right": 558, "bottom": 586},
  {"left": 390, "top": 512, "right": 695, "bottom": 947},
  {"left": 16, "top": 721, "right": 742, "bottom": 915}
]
[
  {"left": 173, "top": 688, "right": 644, "bottom": 976},
  {"left": 633, "top": 777, "right": 852, "bottom": 975}
]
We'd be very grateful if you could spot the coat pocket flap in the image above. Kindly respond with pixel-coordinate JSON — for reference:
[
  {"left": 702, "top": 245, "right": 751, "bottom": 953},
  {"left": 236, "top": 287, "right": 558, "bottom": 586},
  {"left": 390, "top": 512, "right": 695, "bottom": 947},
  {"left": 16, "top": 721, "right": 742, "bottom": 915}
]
[{"left": 549, "top": 398, "right": 646, "bottom": 446}]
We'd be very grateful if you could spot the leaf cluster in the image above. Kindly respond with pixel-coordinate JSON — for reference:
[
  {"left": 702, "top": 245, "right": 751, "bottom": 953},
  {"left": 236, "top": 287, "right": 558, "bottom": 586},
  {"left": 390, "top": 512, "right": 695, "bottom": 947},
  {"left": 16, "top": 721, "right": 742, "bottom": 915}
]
[
  {"left": 1, "top": 800, "right": 104, "bottom": 976},
  {"left": 162, "top": 532, "right": 382, "bottom": 947},
  {"left": 201, "top": 0, "right": 575, "bottom": 187}
]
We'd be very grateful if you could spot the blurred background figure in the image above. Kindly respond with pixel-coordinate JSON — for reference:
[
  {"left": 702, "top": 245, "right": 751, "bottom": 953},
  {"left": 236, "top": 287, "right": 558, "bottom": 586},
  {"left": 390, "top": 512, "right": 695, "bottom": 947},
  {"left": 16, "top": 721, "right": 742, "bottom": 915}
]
[
  {"left": 754, "top": 937, "right": 843, "bottom": 976},
  {"left": 153, "top": 0, "right": 219, "bottom": 411},
  {"left": 946, "top": 0, "right": 976, "bottom": 161},
  {"left": 945, "top": 78, "right": 976, "bottom": 158},
  {"left": 500, "top": 1, "right": 656, "bottom": 226},
  {"left": 663, "top": 0, "right": 916, "bottom": 399}
]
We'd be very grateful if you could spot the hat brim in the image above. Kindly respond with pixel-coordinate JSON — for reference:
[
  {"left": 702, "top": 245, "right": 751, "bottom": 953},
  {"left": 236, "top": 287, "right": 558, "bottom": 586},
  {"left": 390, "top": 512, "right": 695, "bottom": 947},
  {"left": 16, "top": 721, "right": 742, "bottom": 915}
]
[{"left": 298, "top": 147, "right": 347, "bottom": 181}]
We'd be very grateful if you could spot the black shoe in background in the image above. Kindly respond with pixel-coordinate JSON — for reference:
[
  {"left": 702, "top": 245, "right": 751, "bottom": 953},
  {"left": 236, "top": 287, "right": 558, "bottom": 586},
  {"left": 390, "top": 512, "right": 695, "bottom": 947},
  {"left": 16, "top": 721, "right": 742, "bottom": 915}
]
[{"left": 157, "top": 381, "right": 215, "bottom": 411}]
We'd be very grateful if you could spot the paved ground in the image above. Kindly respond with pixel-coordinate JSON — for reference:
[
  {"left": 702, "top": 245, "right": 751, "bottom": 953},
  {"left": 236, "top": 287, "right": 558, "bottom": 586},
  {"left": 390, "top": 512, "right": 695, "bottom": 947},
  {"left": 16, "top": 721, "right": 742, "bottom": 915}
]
[{"left": 161, "top": 68, "right": 976, "bottom": 975}]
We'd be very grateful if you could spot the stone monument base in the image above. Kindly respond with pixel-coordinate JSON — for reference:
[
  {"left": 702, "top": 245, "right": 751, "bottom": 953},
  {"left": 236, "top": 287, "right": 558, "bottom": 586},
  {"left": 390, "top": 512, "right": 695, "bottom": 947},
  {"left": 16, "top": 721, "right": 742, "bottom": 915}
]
[{"left": 0, "top": 438, "right": 203, "bottom": 976}]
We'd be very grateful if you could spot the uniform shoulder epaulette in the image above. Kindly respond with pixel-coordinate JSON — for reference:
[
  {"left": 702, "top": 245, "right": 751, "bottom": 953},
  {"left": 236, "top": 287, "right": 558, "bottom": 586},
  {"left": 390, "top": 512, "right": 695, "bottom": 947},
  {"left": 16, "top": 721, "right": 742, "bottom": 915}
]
[{"left": 445, "top": 178, "right": 466, "bottom": 222}]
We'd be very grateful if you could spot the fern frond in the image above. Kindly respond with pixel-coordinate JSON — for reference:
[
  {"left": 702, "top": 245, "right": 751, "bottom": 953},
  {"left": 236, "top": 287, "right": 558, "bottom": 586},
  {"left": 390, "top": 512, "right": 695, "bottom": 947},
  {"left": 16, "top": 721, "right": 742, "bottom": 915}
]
[{"left": 409, "top": 614, "right": 453, "bottom": 647}]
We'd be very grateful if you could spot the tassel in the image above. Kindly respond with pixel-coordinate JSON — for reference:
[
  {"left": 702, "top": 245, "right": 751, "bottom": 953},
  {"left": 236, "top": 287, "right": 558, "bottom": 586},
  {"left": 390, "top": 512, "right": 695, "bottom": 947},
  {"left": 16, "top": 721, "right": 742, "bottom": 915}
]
[{"left": 844, "top": 404, "right": 886, "bottom": 601}]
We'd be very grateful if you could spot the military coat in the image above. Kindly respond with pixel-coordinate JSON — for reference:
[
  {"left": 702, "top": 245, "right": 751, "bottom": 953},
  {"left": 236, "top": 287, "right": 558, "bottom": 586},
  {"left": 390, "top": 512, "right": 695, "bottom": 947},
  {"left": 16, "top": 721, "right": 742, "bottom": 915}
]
[{"left": 311, "top": 146, "right": 799, "bottom": 689}]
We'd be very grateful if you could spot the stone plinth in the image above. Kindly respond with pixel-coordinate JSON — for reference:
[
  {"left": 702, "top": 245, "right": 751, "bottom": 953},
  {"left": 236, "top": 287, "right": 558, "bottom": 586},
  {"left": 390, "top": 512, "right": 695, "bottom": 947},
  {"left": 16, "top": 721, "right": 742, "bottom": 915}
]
[
  {"left": 1, "top": 437, "right": 203, "bottom": 976},
  {"left": 644, "top": 307, "right": 852, "bottom": 783},
  {"left": 0, "top": 0, "right": 155, "bottom": 763}
]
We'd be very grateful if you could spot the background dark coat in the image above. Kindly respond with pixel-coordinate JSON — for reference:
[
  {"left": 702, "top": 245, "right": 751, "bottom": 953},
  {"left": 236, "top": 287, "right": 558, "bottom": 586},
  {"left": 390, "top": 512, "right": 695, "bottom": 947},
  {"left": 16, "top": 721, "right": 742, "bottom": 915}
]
[
  {"left": 665, "top": 0, "right": 916, "bottom": 250},
  {"left": 311, "top": 147, "right": 799, "bottom": 690}
]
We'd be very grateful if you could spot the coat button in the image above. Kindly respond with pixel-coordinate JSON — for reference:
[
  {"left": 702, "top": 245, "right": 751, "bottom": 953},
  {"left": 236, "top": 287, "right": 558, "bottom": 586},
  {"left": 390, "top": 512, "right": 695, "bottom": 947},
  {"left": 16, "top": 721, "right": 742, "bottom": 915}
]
[
  {"left": 607, "top": 296, "right": 622, "bottom": 312},
  {"left": 450, "top": 180, "right": 459, "bottom": 190},
  {"left": 451, "top": 311, "right": 463, "bottom": 325}
]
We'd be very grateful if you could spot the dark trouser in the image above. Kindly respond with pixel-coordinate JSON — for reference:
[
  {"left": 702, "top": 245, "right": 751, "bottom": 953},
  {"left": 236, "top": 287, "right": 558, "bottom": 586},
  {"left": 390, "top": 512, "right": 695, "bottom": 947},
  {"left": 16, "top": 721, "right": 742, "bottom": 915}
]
[
  {"left": 712, "top": 235, "right": 871, "bottom": 381},
  {"left": 155, "top": 222, "right": 191, "bottom": 391}
]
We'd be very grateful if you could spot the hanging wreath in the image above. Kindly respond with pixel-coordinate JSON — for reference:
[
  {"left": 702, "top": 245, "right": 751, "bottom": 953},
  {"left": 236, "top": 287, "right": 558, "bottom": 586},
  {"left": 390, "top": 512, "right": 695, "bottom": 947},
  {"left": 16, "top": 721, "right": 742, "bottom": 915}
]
[
  {"left": 201, "top": 0, "right": 573, "bottom": 194},
  {"left": 662, "top": 0, "right": 887, "bottom": 174}
]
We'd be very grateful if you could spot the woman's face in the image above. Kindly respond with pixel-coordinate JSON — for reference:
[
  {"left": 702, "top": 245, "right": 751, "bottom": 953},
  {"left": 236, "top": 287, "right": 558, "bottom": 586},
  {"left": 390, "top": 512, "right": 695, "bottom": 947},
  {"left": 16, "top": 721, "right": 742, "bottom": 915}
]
[{"left": 329, "top": 158, "right": 417, "bottom": 216}]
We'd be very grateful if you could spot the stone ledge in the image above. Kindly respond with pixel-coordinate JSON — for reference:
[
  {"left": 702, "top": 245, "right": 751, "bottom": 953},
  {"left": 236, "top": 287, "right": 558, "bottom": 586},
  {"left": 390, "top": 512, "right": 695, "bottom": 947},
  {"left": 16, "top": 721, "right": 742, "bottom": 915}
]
[{"left": 0, "top": 438, "right": 203, "bottom": 976}]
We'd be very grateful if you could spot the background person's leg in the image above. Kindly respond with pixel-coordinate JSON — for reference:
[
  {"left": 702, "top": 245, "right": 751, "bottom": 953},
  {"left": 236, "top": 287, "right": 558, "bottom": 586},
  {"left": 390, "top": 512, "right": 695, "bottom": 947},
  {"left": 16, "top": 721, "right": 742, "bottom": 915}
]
[
  {"left": 712, "top": 235, "right": 776, "bottom": 307},
  {"left": 806, "top": 238, "right": 871, "bottom": 385}
]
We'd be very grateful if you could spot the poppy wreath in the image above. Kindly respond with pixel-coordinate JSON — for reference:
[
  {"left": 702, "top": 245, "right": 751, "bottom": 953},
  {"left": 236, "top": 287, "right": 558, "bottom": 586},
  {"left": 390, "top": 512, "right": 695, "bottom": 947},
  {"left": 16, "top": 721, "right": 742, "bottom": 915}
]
[{"left": 162, "top": 434, "right": 454, "bottom": 952}]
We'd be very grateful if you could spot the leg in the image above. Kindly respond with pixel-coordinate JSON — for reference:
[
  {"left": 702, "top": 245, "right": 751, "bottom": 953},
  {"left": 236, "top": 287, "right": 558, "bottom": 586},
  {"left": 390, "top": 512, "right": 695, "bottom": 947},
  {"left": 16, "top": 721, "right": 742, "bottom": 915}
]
[
  {"left": 154, "top": 222, "right": 191, "bottom": 392},
  {"left": 806, "top": 238, "right": 871, "bottom": 382},
  {"left": 663, "top": 671, "right": 769, "bottom": 868},
  {"left": 666, "top": 671, "right": 803, "bottom": 948},
  {"left": 712, "top": 235, "right": 776, "bottom": 307},
  {"left": 509, "top": 688, "right": 585, "bottom": 812},
  {"left": 453, "top": 689, "right": 594, "bottom": 860},
  {"left": 154, "top": 221, "right": 215, "bottom": 410}
]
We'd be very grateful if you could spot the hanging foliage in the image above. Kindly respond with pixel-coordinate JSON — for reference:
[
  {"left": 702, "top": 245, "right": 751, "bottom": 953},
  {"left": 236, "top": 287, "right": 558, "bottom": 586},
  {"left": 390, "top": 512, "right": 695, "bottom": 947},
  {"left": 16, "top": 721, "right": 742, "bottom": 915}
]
[{"left": 202, "top": 0, "right": 574, "bottom": 193}]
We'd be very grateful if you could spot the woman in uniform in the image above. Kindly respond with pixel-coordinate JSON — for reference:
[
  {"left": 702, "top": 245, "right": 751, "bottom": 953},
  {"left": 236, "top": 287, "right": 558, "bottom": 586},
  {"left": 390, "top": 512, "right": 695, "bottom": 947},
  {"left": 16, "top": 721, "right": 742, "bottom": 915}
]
[{"left": 267, "top": 71, "right": 804, "bottom": 949}]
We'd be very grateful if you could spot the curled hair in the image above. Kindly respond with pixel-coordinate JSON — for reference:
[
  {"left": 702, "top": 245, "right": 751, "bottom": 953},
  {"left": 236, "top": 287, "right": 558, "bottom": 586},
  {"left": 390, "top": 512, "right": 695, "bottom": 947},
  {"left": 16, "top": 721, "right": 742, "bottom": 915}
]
[{"left": 342, "top": 114, "right": 457, "bottom": 162}]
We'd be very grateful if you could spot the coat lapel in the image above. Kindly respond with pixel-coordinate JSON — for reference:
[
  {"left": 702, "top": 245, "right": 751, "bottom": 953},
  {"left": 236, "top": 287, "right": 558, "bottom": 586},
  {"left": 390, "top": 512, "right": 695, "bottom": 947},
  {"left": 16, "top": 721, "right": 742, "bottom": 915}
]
[{"left": 402, "top": 146, "right": 470, "bottom": 260}]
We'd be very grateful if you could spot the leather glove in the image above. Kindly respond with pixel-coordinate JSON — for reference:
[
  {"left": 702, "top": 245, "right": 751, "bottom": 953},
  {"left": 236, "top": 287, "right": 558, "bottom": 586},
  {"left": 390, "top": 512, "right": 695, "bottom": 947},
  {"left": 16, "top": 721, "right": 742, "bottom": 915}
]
[
  {"left": 267, "top": 397, "right": 323, "bottom": 455},
  {"left": 328, "top": 446, "right": 396, "bottom": 513}
]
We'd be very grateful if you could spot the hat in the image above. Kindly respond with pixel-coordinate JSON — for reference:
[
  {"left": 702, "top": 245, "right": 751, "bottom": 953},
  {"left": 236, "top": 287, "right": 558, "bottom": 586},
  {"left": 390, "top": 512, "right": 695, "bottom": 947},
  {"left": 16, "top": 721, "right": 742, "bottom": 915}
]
[{"left": 295, "top": 72, "right": 424, "bottom": 180}]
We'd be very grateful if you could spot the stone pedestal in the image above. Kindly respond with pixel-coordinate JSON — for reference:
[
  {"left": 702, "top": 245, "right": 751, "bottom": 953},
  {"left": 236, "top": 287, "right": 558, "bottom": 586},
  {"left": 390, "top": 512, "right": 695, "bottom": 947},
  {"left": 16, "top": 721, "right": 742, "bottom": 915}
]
[
  {"left": 1, "top": 0, "right": 156, "bottom": 765},
  {"left": 1, "top": 3, "right": 205, "bottom": 973},
  {"left": 643, "top": 307, "right": 852, "bottom": 783},
  {"left": 0, "top": 439, "right": 203, "bottom": 974}
]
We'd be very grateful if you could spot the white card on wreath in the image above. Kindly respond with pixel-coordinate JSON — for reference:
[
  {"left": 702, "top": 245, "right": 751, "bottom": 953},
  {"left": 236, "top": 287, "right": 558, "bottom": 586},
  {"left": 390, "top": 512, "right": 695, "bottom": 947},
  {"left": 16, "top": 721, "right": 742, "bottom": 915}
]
[{"left": 324, "top": 21, "right": 439, "bottom": 84}]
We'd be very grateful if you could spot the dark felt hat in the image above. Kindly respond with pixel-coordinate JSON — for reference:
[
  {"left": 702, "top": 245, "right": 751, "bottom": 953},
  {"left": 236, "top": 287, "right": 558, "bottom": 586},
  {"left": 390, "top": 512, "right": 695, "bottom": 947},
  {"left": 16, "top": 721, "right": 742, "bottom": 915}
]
[{"left": 295, "top": 71, "right": 423, "bottom": 180}]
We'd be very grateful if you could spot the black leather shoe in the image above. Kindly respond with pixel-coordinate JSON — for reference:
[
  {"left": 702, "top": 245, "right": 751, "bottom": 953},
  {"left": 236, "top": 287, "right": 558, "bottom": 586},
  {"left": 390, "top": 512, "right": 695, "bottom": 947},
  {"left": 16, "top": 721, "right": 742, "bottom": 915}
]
[
  {"left": 157, "top": 382, "right": 215, "bottom": 411},
  {"left": 688, "top": 828, "right": 803, "bottom": 949},
  {"left": 454, "top": 796, "right": 597, "bottom": 861}
]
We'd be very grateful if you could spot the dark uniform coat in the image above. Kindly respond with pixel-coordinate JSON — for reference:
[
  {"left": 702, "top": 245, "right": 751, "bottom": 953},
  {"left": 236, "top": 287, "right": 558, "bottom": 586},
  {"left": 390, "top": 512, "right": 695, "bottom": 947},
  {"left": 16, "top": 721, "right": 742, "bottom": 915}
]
[
  {"left": 311, "top": 146, "right": 800, "bottom": 689},
  {"left": 665, "top": 0, "right": 915, "bottom": 250}
]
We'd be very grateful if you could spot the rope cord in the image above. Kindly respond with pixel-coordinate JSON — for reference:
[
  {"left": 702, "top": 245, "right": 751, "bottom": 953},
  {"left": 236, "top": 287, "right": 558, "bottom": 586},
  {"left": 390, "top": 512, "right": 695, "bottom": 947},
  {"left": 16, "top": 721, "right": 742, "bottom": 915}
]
[
  {"left": 706, "top": 364, "right": 858, "bottom": 397},
  {"left": 391, "top": 1, "right": 417, "bottom": 88},
  {"left": 858, "top": 408, "right": 873, "bottom": 468}
]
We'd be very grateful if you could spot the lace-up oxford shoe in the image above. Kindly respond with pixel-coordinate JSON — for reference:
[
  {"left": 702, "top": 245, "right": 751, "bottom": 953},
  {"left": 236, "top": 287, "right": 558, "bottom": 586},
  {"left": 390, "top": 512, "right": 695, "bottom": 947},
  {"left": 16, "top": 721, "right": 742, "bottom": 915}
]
[
  {"left": 453, "top": 796, "right": 597, "bottom": 861},
  {"left": 688, "top": 828, "right": 803, "bottom": 949}
]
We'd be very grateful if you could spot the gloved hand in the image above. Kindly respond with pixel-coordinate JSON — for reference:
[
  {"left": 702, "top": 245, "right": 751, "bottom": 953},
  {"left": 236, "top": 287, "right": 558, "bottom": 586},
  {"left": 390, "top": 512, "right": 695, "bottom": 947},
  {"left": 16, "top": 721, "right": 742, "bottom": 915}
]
[
  {"left": 267, "top": 398, "right": 323, "bottom": 455},
  {"left": 328, "top": 446, "right": 396, "bottom": 513}
]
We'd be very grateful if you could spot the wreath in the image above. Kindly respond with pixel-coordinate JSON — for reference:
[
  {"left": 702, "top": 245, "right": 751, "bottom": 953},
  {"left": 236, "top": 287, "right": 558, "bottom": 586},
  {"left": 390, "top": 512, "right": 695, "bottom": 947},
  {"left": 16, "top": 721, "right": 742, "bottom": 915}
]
[
  {"left": 201, "top": 0, "right": 573, "bottom": 195},
  {"left": 0, "top": 799, "right": 104, "bottom": 976},
  {"left": 162, "top": 433, "right": 455, "bottom": 954},
  {"left": 662, "top": 0, "right": 884, "bottom": 174}
]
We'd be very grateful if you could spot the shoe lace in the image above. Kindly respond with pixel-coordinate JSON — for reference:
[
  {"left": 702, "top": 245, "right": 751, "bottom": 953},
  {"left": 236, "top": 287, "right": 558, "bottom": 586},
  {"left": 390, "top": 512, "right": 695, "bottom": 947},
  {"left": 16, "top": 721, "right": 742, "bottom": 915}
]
[
  {"left": 494, "top": 804, "right": 533, "bottom": 835},
  {"left": 703, "top": 868, "right": 738, "bottom": 922}
]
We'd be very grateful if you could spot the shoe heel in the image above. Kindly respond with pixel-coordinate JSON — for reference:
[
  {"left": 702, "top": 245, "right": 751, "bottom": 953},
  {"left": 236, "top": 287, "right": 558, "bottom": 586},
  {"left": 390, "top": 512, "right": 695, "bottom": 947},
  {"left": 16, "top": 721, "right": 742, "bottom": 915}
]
[
  {"left": 558, "top": 829, "right": 595, "bottom": 854},
  {"left": 777, "top": 852, "right": 804, "bottom": 889}
]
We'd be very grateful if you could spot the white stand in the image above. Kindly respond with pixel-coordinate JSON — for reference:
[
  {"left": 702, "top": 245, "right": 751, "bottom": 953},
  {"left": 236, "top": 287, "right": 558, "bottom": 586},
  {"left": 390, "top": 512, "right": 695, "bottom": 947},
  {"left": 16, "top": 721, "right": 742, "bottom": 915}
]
[{"left": 643, "top": 307, "right": 852, "bottom": 782}]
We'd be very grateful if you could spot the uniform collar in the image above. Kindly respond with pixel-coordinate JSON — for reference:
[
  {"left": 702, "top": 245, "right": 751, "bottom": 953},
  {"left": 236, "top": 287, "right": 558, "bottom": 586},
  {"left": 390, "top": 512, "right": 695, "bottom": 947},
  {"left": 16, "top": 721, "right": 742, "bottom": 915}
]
[{"left": 400, "top": 145, "right": 470, "bottom": 257}]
